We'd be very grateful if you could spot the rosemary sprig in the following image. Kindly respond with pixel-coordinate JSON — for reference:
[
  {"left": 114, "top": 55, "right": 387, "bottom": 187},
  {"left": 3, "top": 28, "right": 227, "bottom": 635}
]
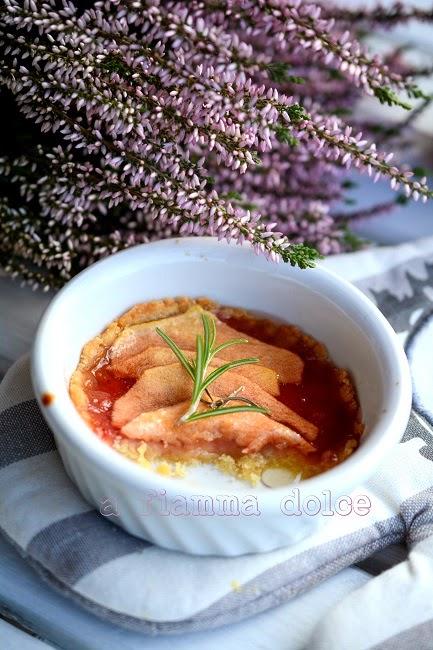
[{"left": 156, "top": 313, "right": 269, "bottom": 423}]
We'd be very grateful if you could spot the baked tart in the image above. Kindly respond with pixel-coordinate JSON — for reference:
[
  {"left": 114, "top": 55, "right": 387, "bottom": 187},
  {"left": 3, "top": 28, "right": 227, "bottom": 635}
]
[{"left": 70, "top": 297, "right": 363, "bottom": 484}]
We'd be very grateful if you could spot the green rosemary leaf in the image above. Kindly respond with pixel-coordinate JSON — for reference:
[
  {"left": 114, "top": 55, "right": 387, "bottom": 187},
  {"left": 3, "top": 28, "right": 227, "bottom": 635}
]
[
  {"left": 202, "top": 315, "right": 210, "bottom": 357},
  {"left": 191, "top": 333, "right": 205, "bottom": 405},
  {"left": 201, "top": 357, "right": 259, "bottom": 392},
  {"left": 211, "top": 337, "right": 249, "bottom": 358},
  {"left": 183, "top": 404, "right": 269, "bottom": 422},
  {"left": 202, "top": 313, "right": 216, "bottom": 358},
  {"left": 155, "top": 327, "right": 194, "bottom": 379}
]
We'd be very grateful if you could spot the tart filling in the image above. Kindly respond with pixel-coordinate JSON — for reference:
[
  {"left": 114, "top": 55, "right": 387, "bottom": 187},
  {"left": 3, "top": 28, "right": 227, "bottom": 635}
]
[{"left": 70, "top": 297, "right": 364, "bottom": 484}]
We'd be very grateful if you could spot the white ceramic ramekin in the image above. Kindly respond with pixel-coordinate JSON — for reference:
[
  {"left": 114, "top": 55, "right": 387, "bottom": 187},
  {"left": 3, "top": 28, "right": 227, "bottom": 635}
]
[{"left": 32, "top": 238, "right": 411, "bottom": 556}]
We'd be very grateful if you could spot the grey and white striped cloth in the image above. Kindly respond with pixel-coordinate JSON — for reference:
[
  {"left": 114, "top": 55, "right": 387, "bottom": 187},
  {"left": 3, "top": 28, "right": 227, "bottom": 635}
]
[{"left": 1, "top": 237, "right": 433, "bottom": 646}]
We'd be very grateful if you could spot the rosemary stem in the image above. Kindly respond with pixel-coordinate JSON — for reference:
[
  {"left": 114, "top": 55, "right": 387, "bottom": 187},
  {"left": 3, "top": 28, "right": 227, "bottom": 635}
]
[{"left": 179, "top": 395, "right": 204, "bottom": 422}]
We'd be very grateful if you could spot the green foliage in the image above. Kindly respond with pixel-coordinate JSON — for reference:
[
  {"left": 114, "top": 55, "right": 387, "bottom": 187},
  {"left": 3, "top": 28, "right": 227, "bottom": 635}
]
[
  {"left": 284, "top": 103, "right": 309, "bottom": 123},
  {"left": 412, "top": 166, "right": 430, "bottom": 178},
  {"left": 274, "top": 125, "right": 299, "bottom": 147},
  {"left": 266, "top": 62, "right": 305, "bottom": 85},
  {"left": 282, "top": 243, "right": 323, "bottom": 269},
  {"left": 342, "top": 180, "right": 358, "bottom": 189},
  {"left": 342, "top": 226, "right": 366, "bottom": 252},
  {"left": 373, "top": 86, "right": 412, "bottom": 110}
]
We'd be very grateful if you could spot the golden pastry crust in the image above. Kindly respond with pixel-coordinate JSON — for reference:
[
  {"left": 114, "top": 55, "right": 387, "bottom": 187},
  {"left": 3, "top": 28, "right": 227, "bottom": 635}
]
[{"left": 116, "top": 296, "right": 218, "bottom": 328}]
